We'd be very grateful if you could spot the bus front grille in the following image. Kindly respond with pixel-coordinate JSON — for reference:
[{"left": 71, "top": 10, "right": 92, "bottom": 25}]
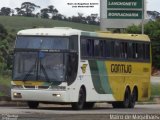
[
  {"left": 24, "top": 86, "right": 35, "bottom": 89},
  {"left": 24, "top": 86, "right": 49, "bottom": 89},
  {"left": 38, "top": 86, "right": 49, "bottom": 89}
]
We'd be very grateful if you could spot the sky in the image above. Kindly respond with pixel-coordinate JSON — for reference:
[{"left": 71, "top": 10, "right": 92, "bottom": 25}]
[{"left": 0, "top": 0, "right": 159, "bottom": 17}]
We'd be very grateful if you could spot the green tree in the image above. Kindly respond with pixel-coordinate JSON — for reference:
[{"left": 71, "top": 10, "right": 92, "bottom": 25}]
[
  {"left": 21, "top": 2, "right": 40, "bottom": 17},
  {"left": 0, "top": 7, "right": 11, "bottom": 16},
  {"left": 15, "top": 7, "right": 25, "bottom": 16},
  {"left": 48, "top": 5, "right": 58, "bottom": 19},
  {"left": 126, "top": 20, "right": 160, "bottom": 69},
  {"left": 0, "top": 24, "right": 7, "bottom": 39},
  {"left": 40, "top": 8, "right": 49, "bottom": 19},
  {"left": 125, "top": 24, "right": 141, "bottom": 34},
  {"left": 0, "top": 24, "right": 9, "bottom": 71}
]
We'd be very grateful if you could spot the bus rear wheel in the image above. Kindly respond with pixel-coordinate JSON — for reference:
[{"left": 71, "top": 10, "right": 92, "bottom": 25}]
[
  {"left": 112, "top": 88, "right": 131, "bottom": 108},
  {"left": 71, "top": 87, "right": 86, "bottom": 110},
  {"left": 129, "top": 88, "right": 137, "bottom": 108},
  {"left": 27, "top": 101, "right": 39, "bottom": 109},
  {"left": 121, "top": 88, "right": 130, "bottom": 108}
]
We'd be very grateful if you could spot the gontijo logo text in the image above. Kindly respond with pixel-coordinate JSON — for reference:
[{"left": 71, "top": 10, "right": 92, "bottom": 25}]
[{"left": 111, "top": 64, "right": 132, "bottom": 73}]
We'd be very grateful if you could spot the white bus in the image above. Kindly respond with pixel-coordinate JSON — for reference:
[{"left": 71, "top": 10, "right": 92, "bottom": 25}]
[{"left": 11, "top": 27, "right": 151, "bottom": 110}]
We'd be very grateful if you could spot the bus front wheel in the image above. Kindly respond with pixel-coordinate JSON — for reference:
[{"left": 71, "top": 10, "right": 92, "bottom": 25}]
[
  {"left": 27, "top": 101, "right": 39, "bottom": 109},
  {"left": 84, "top": 102, "right": 95, "bottom": 109},
  {"left": 71, "top": 87, "right": 86, "bottom": 110}
]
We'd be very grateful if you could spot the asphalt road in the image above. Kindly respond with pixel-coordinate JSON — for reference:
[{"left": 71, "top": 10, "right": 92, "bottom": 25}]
[
  {"left": 0, "top": 104, "right": 160, "bottom": 120},
  {"left": 0, "top": 77, "right": 159, "bottom": 120}
]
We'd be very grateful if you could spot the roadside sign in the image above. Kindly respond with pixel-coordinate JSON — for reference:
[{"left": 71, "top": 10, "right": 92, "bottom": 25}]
[
  {"left": 100, "top": 0, "right": 146, "bottom": 30},
  {"left": 107, "top": 10, "right": 142, "bottom": 19},
  {"left": 107, "top": 0, "right": 142, "bottom": 9}
]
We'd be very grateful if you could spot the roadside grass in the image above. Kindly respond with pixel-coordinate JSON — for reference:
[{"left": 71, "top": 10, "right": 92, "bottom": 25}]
[
  {"left": 0, "top": 75, "right": 11, "bottom": 97},
  {"left": 151, "top": 83, "right": 160, "bottom": 97},
  {"left": 0, "top": 75, "right": 11, "bottom": 87},
  {"left": 146, "top": 82, "right": 160, "bottom": 102},
  {"left": 0, "top": 91, "right": 5, "bottom": 96},
  {"left": 0, "top": 16, "right": 99, "bottom": 32}
]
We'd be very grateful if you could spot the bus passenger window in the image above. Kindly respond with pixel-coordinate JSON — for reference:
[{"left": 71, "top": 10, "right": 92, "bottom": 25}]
[
  {"left": 94, "top": 40, "right": 100, "bottom": 57},
  {"left": 81, "top": 39, "right": 87, "bottom": 57},
  {"left": 138, "top": 43, "right": 144, "bottom": 60},
  {"left": 69, "top": 36, "right": 78, "bottom": 51},
  {"left": 105, "top": 41, "right": 112, "bottom": 58},
  {"left": 127, "top": 43, "right": 133, "bottom": 59},
  {"left": 121, "top": 42, "right": 128, "bottom": 59},
  {"left": 87, "top": 39, "right": 94, "bottom": 57},
  {"left": 132, "top": 43, "right": 138, "bottom": 59},
  {"left": 100, "top": 40, "right": 106, "bottom": 58},
  {"left": 143, "top": 44, "right": 146, "bottom": 59},
  {"left": 66, "top": 53, "right": 78, "bottom": 85},
  {"left": 115, "top": 41, "right": 121, "bottom": 58},
  {"left": 145, "top": 44, "right": 150, "bottom": 60},
  {"left": 110, "top": 41, "right": 115, "bottom": 58}
]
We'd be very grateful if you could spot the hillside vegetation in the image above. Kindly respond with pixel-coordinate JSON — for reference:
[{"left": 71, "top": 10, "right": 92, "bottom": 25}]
[{"left": 0, "top": 16, "right": 99, "bottom": 32}]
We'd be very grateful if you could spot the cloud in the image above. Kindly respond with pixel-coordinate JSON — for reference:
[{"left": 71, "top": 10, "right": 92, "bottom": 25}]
[
  {"left": 0, "top": 0, "right": 99, "bottom": 16},
  {"left": 0, "top": 0, "right": 159, "bottom": 17},
  {"left": 8, "top": 0, "right": 51, "bottom": 8}
]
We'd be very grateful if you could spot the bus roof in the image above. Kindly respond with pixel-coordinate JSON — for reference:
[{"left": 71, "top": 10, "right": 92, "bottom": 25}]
[
  {"left": 17, "top": 27, "right": 81, "bottom": 36},
  {"left": 17, "top": 27, "right": 150, "bottom": 42},
  {"left": 82, "top": 31, "right": 150, "bottom": 42},
  {"left": 96, "top": 32, "right": 150, "bottom": 42}
]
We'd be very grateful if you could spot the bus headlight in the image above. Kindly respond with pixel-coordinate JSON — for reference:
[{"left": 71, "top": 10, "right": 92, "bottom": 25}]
[
  {"left": 52, "top": 94, "right": 61, "bottom": 97},
  {"left": 12, "top": 85, "right": 23, "bottom": 89},
  {"left": 49, "top": 86, "right": 66, "bottom": 91},
  {"left": 13, "top": 92, "right": 22, "bottom": 98}
]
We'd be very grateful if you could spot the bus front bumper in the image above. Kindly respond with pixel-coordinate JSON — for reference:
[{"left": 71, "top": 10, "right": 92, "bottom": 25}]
[{"left": 11, "top": 89, "right": 69, "bottom": 102}]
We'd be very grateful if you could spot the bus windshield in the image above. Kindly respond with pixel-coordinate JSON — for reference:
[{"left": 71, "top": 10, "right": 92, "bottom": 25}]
[
  {"left": 13, "top": 52, "right": 66, "bottom": 82},
  {"left": 15, "top": 36, "right": 69, "bottom": 50},
  {"left": 13, "top": 35, "right": 78, "bottom": 82}
]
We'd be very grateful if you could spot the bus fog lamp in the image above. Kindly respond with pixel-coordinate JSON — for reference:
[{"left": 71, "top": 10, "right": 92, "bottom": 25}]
[
  {"left": 52, "top": 94, "right": 61, "bottom": 97},
  {"left": 13, "top": 92, "right": 22, "bottom": 98}
]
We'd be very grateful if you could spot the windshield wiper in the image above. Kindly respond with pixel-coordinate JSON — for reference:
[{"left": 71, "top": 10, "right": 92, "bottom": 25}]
[
  {"left": 23, "top": 58, "right": 38, "bottom": 81},
  {"left": 40, "top": 63, "right": 50, "bottom": 82},
  {"left": 23, "top": 65, "right": 36, "bottom": 81}
]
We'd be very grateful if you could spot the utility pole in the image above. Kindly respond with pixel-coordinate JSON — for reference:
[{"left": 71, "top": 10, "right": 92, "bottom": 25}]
[{"left": 141, "top": 0, "right": 144, "bottom": 34}]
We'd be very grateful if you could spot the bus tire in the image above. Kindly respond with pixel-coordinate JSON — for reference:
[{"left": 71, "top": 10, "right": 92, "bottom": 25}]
[
  {"left": 122, "top": 87, "right": 131, "bottom": 108},
  {"left": 71, "top": 87, "right": 86, "bottom": 110},
  {"left": 112, "top": 102, "right": 122, "bottom": 108},
  {"left": 84, "top": 102, "right": 95, "bottom": 109},
  {"left": 129, "top": 88, "right": 137, "bottom": 108},
  {"left": 27, "top": 101, "right": 39, "bottom": 109},
  {"left": 112, "top": 88, "right": 131, "bottom": 108}
]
